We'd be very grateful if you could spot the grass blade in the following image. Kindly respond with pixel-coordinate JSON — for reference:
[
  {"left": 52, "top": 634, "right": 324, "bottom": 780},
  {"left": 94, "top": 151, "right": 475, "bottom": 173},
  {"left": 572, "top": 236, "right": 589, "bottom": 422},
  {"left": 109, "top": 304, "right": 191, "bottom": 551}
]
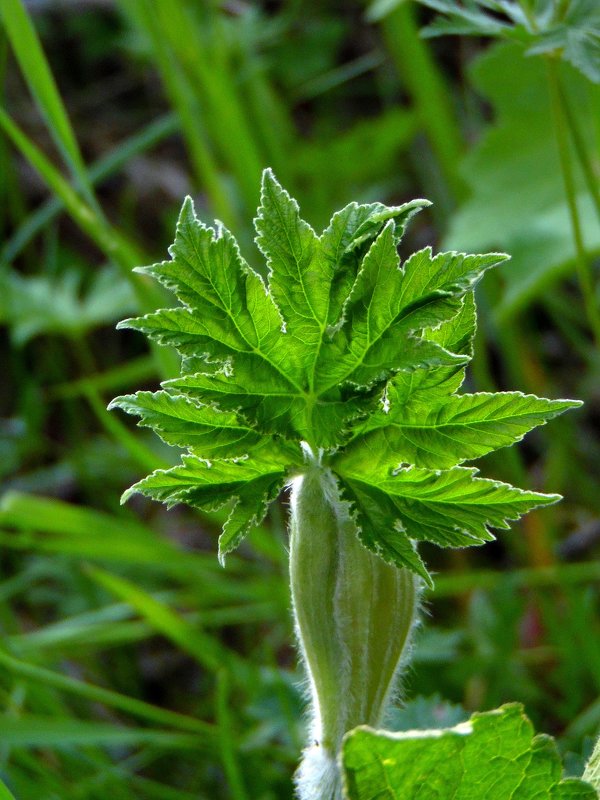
[
  {"left": 216, "top": 669, "right": 249, "bottom": 800},
  {"left": 86, "top": 566, "right": 248, "bottom": 676},
  {"left": 0, "top": 649, "right": 215, "bottom": 738},
  {"left": 1, "top": 113, "right": 178, "bottom": 264},
  {"left": 0, "top": 716, "right": 204, "bottom": 749},
  {"left": 0, "top": 109, "right": 143, "bottom": 276},
  {"left": 0, "top": 0, "right": 98, "bottom": 210},
  {"left": 0, "top": 780, "right": 16, "bottom": 800}
]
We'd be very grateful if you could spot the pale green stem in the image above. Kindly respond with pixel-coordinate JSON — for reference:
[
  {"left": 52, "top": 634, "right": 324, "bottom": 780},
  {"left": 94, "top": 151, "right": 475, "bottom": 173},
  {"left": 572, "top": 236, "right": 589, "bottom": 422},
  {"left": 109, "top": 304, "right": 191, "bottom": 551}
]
[
  {"left": 546, "top": 58, "right": 600, "bottom": 347},
  {"left": 583, "top": 735, "right": 600, "bottom": 792},
  {"left": 289, "top": 448, "right": 417, "bottom": 800},
  {"left": 558, "top": 81, "right": 600, "bottom": 228}
]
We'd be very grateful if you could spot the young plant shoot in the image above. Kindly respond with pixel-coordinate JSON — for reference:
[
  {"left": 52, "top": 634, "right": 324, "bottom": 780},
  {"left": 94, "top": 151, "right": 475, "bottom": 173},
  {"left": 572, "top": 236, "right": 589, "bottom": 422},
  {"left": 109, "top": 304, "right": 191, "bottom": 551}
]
[{"left": 110, "top": 170, "right": 580, "bottom": 800}]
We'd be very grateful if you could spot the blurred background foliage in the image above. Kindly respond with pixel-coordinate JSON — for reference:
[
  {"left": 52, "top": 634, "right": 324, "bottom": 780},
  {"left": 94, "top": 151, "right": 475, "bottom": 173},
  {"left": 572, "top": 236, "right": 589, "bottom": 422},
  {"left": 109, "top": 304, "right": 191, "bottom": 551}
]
[{"left": 0, "top": 0, "right": 599, "bottom": 797}]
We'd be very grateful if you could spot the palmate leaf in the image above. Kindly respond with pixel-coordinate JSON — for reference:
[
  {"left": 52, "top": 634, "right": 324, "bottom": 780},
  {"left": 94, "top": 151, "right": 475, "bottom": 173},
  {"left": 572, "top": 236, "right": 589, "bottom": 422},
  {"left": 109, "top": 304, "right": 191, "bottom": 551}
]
[{"left": 112, "top": 169, "right": 579, "bottom": 581}]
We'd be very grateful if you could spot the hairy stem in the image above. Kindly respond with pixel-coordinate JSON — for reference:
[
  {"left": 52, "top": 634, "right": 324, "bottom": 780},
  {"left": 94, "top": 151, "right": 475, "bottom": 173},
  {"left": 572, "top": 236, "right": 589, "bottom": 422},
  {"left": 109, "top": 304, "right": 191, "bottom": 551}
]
[
  {"left": 289, "top": 450, "right": 418, "bottom": 800},
  {"left": 583, "top": 735, "right": 600, "bottom": 792}
]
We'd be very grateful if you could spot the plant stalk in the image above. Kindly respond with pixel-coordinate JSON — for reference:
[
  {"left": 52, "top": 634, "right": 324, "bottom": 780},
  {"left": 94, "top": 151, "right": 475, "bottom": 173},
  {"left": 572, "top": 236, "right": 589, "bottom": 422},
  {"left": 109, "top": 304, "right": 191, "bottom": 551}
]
[
  {"left": 289, "top": 450, "right": 417, "bottom": 800},
  {"left": 557, "top": 80, "right": 600, "bottom": 228},
  {"left": 546, "top": 58, "right": 600, "bottom": 347},
  {"left": 584, "top": 735, "right": 600, "bottom": 792}
]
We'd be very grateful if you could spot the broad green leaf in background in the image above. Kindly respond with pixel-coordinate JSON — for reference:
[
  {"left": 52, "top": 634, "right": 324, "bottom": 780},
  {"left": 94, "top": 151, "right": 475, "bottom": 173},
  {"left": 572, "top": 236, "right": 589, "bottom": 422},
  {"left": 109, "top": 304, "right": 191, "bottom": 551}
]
[
  {"left": 528, "top": 0, "right": 600, "bottom": 84},
  {"left": 113, "top": 170, "right": 579, "bottom": 585},
  {"left": 0, "top": 267, "right": 136, "bottom": 344},
  {"left": 342, "top": 703, "right": 598, "bottom": 799},
  {"left": 418, "top": 0, "right": 600, "bottom": 85},
  {"left": 444, "top": 42, "right": 600, "bottom": 319}
]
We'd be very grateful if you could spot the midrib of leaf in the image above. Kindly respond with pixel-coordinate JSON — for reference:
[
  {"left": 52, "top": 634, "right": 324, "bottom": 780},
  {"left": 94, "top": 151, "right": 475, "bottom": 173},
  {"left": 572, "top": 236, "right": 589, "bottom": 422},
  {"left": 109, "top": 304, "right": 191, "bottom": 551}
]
[
  {"left": 341, "top": 466, "right": 557, "bottom": 507},
  {"left": 316, "top": 237, "right": 392, "bottom": 396},
  {"left": 361, "top": 393, "right": 579, "bottom": 435},
  {"left": 285, "top": 237, "right": 328, "bottom": 397},
  {"left": 179, "top": 228, "right": 307, "bottom": 397},
  {"left": 317, "top": 292, "right": 459, "bottom": 397},
  {"left": 386, "top": 410, "right": 556, "bottom": 431},
  {"left": 173, "top": 372, "right": 306, "bottom": 402},
  {"left": 263, "top": 177, "right": 332, "bottom": 399}
]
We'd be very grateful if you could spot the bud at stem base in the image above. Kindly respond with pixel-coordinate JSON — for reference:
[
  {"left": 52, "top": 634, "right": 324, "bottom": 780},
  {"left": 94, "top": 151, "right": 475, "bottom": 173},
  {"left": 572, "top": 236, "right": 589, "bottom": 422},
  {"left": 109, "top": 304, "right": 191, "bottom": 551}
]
[{"left": 289, "top": 455, "right": 418, "bottom": 800}]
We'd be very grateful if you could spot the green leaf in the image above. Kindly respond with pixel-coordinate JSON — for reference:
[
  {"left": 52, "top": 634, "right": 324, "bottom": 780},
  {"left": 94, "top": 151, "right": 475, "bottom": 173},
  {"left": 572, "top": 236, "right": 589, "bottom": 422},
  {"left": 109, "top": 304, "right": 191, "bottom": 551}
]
[
  {"left": 114, "top": 169, "right": 579, "bottom": 577},
  {"left": 419, "top": 0, "right": 525, "bottom": 39},
  {"left": 445, "top": 42, "right": 600, "bottom": 319},
  {"left": 314, "top": 233, "right": 505, "bottom": 391},
  {"left": 108, "top": 391, "right": 262, "bottom": 459},
  {"left": 122, "top": 450, "right": 292, "bottom": 562},
  {"left": 527, "top": 0, "right": 600, "bottom": 84},
  {"left": 418, "top": 0, "right": 600, "bottom": 84},
  {"left": 0, "top": 780, "right": 16, "bottom": 800},
  {"left": 342, "top": 703, "right": 598, "bottom": 799},
  {"left": 255, "top": 168, "right": 323, "bottom": 384},
  {"left": 336, "top": 462, "right": 559, "bottom": 583},
  {"left": 389, "top": 291, "right": 479, "bottom": 405},
  {"left": 122, "top": 197, "right": 291, "bottom": 378},
  {"left": 338, "top": 478, "right": 431, "bottom": 584},
  {"left": 319, "top": 197, "right": 431, "bottom": 330},
  {"left": 348, "top": 392, "right": 582, "bottom": 469},
  {"left": 0, "top": 267, "right": 136, "bottom": 344}
]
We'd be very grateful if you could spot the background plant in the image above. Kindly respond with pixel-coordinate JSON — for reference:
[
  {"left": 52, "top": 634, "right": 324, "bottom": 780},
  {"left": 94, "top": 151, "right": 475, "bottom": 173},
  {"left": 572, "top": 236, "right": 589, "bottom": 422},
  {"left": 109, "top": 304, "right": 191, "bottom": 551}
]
[{"left": 0, "top": 1, "right": 599, "bottom": 798}]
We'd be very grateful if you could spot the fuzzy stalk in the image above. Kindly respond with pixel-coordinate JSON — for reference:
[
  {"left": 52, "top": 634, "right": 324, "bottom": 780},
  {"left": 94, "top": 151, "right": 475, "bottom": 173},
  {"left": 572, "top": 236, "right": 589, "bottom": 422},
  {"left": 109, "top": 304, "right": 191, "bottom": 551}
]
[
  {"left": 583, "top": 735, "right": 600, "bottom": 792},
  {"left": 289, "top": 450, "right": 418, "bottom": 800}
]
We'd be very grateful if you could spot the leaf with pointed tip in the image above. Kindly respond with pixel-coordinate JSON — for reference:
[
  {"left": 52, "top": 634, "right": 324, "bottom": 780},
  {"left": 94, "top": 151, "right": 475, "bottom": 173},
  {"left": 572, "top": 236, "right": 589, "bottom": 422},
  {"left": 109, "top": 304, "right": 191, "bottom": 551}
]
[
  {"left": 388, "top": 291, "right": 478, "bottom": 405},
  {"left": 315, "top": 230, "right": 503, "bottom": 391},
  {"left": 113, "top": 169, "right": 580, "bottom": 577},
  {"left": 320, "top": 198, "right": 431, "bottom": 329},
  {"left": 108, "top": 391, "right": 263, "bottom": 459},
  {"left": 336, "top": 460, "right": 560, "bottom": 583},
  {"left": 339, "top": 478, "right": 432, "bottom": 585},
  {"left": 255, "top": 168, "right": 323, "bottom": 386},
  {"left": 119, "top": 198, "right": 296, "bottom": 386},
  {"left": 122, "top": 450, "right": 294, "bottom": 561},
  {"left": 348, "top": 392, "right": 582, "bottom": 469}
]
